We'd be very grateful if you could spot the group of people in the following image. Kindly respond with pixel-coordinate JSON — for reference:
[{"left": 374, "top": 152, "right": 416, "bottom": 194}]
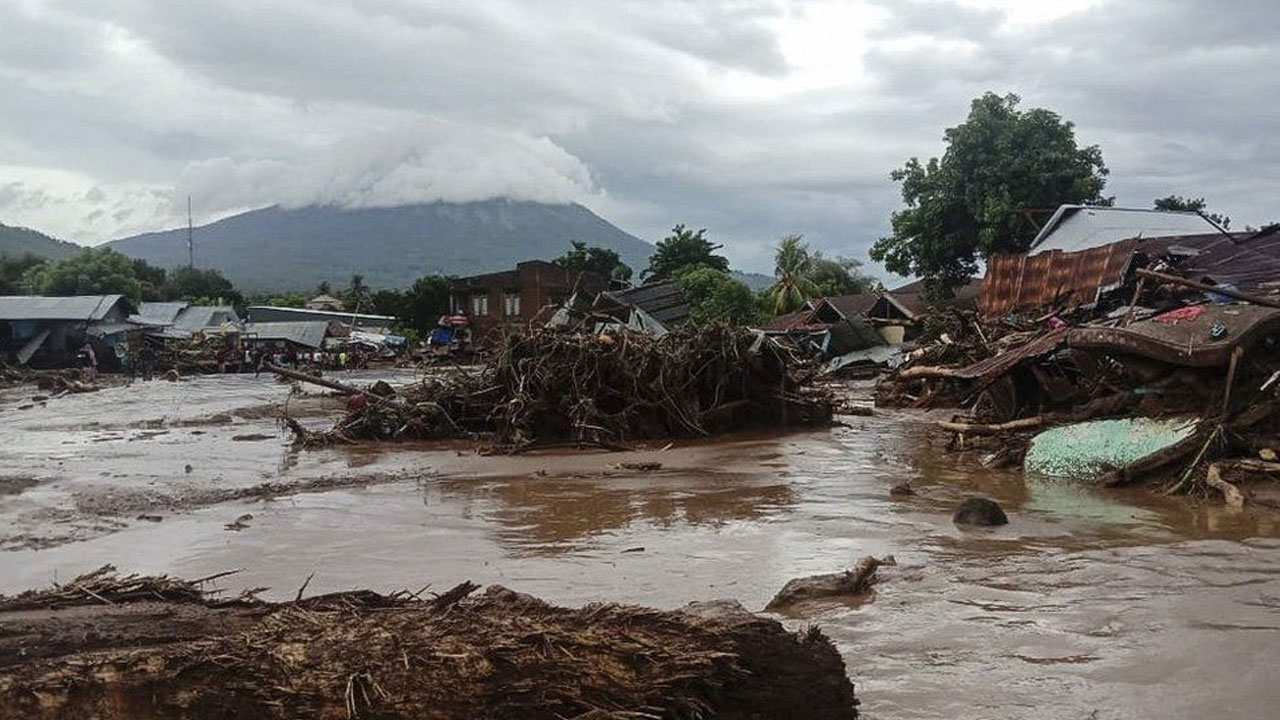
[{"left": 246, "top": 347, "right": 367, "bottom": 376}]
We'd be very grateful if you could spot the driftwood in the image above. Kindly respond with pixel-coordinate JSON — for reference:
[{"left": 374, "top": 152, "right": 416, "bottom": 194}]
[
  {"left": 765, "top": 556, "right": 885, "bottom": 612},
  {"left": 936, "top": 416, "right": 1044, "bottom": 435},
  {"left": 0, "top": 569, "right": 859, "bottom": 720},
  {"left": 278, "top": 326, "right": 833, "bottom": 449},
  {"left": 1204, "top": 459, "right": 1280, "bottom": 508}
]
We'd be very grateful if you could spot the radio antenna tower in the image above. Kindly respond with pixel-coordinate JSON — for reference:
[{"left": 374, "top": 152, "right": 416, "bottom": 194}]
[{"left": 186, "top": 196, "right": 195, "bottom": 268}]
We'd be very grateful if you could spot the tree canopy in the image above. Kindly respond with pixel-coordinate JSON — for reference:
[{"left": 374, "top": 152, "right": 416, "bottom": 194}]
[
  {"left": 1153, "top": 195, "right": 1231, "bottom": 229},
  {"left": 0, "top": 253, "right": 47, "bottom": 295},
  {"left": 676, "top": 266, "right": 761, "bottom": 326},
  {"left": 555, "top": 241, "right": 632, "bottom": 283},
  {"left": 763, "top": 235, "right": 878, "bottom": 316},
  {"left": 765, "top": 235, "right": 820, "bottom": 316},
  {"left": 870, "top": 92, "right": 1110, "bottom": 298},
  {"left": 24, "top": 248, "right": 166, "bottom": 302},
  {"left": 163, "top": 266, "right": 242, "bottom": 305},
  {"left": 644, "top": 225, "right": 729, "bottom": 281},
  {"left": 810, "top": 255, "right": 878, "bottom": 298}
]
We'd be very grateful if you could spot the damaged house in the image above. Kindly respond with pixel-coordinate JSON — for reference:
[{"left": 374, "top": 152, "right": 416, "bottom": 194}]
[
  {"left": 542, "top": 279, "right": 691, "bottom": 337},
  {"left": 132, "top": 302, "right": 243, "bottom": 340},
  {"left": 0, "top": 294, "right": 134, "bottom": 369},
  {"left": 451, "top": 261, "right": 609, "bottom": 343}
]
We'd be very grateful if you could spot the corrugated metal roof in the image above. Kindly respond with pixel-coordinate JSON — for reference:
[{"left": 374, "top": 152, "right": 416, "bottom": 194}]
[
  {"left": 244, "top": 321, "right": 330, "bottom": 349},
  {"left": 136, "top": 301, "right": 188, "bottom": 325},
  {"left": 603, "top": 280, "right": 689, "bottom": 326},
  {"left": 0, "top": 295, "right": 127, "bottom": 321},
  {"left": 980, "top": 228, "right": 1280, "bottom": 317},
  {"left": 1028, "top": 205, "right": 1223, "bottom": 255},
  {"left": 173, "top": 306, "right": 241, "bottom": 333},
  {"left": 980, "top": 239, "right": 1138, "bottom": 317},
  {"left": 246, "top": 305, "right": 395, "bottom": 323}
]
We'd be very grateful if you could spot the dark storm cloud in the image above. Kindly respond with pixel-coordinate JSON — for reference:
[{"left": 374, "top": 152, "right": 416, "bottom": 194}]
[{"left": 0, "top": 0, "right": 1277, "bottom": 263}]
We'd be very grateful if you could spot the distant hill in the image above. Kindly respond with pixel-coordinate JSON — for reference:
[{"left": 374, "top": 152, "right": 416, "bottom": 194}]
[
  {"left": 0, "top": 222, "right": 82, "bottom": 260},
  {"left": 733, "top": 270, "right": 774, "bottom": 291},
  {"left": 103, "top": 199, "right": 656, "bottom": 292}
]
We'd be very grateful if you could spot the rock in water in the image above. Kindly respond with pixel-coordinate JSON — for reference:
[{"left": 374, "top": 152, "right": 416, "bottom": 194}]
[{"left": 952, "top": 496, "right": 1008, "bottom": 526}]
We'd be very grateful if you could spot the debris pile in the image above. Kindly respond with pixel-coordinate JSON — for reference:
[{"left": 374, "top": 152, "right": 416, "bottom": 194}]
[
  {"left": 0, "top": 568, "right": 859, "bottom": 720},
  {"left": 279, "top": 326, "right": 833, "bottom": 450},
  {"left": 876, "top": 243, "right": 1280, "bottom": 504}
]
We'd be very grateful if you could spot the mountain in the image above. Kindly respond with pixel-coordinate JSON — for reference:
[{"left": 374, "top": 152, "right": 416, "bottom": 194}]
[
  {"left": 0, "top": 222, "right": 82, "bottom": 260},
  {"left": 732, "top": 271, "right": 774, "bottom": 291},
  {"left": 103, "top": 200, "right": 656, "bottom": 292}
]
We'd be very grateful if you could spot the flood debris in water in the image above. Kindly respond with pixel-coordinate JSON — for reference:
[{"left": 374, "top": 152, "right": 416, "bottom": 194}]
[
  {"left": 275, "top": 326, "right": 834, "bottom": 451},
  {"left": 873, "top": 241, "right": 1280, "bottom": 506},
  {"left": 766, "top": 555, "right": 888, "bottom": 612},
  {"left": 0, "top": 567, "right": 859, "bottom": 720}
]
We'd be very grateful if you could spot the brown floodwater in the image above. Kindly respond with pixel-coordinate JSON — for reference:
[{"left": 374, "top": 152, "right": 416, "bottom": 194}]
[{"left": 1, "top": 372, "right": 1278, "bottom": 719}]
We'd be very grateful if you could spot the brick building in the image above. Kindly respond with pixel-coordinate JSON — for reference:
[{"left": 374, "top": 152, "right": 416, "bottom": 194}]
[{"left": 450, "top": 260, "right": 608, "bottom": 341}]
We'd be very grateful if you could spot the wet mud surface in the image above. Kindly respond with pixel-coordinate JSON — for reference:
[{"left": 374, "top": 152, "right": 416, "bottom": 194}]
[{"left": 2, "top": 373, "right": 1279, "bottom": 719}]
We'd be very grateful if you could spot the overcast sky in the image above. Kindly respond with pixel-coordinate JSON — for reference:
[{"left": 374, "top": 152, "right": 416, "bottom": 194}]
[{"left": 1, "top": 0, "right": 1277, "bottom": 277}]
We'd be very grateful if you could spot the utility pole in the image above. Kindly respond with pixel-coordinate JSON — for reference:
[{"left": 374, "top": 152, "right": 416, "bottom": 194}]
[{"left": 187, "top": 195, "right": 194, "bottom": 268}]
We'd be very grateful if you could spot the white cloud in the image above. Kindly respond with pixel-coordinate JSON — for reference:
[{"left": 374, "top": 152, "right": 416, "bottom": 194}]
[
  {"left": 0, "top": 0, "right": 1276, "bottom": 273},
  {"left": 176, "top": 122, "right": 600, "bottom": 216}
]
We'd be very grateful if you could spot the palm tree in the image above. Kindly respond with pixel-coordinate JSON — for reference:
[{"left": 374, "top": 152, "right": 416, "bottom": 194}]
[{"left": 766, "top": 234, "right": 819, "bottom": 315}]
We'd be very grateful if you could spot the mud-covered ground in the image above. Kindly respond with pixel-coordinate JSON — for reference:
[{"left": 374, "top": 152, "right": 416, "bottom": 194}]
[{"left": 1, "top": 371, "right": 1278, "bottom": 719}]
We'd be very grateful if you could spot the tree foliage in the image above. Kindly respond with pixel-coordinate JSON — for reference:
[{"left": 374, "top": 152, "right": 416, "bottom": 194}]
[
  {"left": 763, "top": 235, "right": 878, "bottom": 316},
  {"left": 765, "top": 234, "right": 821, "bottom": 316},
  {"left": 810, "top": 255, "right": 878, "bottom": 298},
  {"left": 676, "top": 266, "right": 761, "bottom": 326},
  {"left": 555, "top": 241, "right": 633, "bottom": 283},
  {"left": 0, "top": 253, "right": 48, "bottom": 295},
  {"left": 25, "top": 248, "right": 167, "bottom": 302},
  {"left": 870, "top": 92, "right": 1110, "bottom": 298},
  {"left": 1153, "top": 195, "right": 1231, "bottom": 229},
  {"left": 644, "top": 225, "right": 729, "bottom": 281},
  {"left": 393, "top": 275, "right": 454, "bottom": 336},
  {"left": 163, "top": 266, "right": 242, "bottom": 305}
]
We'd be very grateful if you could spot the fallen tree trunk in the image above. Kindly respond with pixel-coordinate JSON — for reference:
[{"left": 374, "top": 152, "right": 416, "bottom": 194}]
[
  {"left": 936, "top": 416, "right": 1044, "bottom": 436},
  {"left": 0, "top": 569, "right": 859, "bottom": 720}
]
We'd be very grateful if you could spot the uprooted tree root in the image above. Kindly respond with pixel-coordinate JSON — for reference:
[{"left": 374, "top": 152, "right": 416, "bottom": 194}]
[
  {"left": 280, "top": 326, "right": 834, "bottom": 450},
  {"left": 0, "top": 568, "right": 859, "bottom": 720}
]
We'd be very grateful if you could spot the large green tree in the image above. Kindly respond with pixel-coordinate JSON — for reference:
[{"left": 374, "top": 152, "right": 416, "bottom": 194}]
[
  {"left": 162, "top": 266, "right": 242, "bottom": 305},
  {"left": 644, "top": 225, "right": 729, "bottom": 281},
  {"left": 1153, "top": 195, "right": 1230, "bottom": 229},
  {"left": 27, "top": 248, "right": 166, "bottom": 302},
  {"left": 676, "top": 266, "right": 761, "bottom": 326},
  {"left": 555, "top": 241, "right": 633, "bottom": 283},
  {"left": 871, "top": 92, "right": 1110, "bottom": 298},
  {"left": 398, "top": 275, "right": 453, "bottom": 335},
  {"left": 0, "top": 253, "right": 48, "bottom": 295},
  {"left": 810, "top": 255, "right": 878, "bottom": 298}
]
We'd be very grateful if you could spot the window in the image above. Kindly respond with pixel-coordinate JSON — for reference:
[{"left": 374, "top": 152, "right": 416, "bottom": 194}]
[
  {"left": 503, "top": 293, "right": 521, "bottom": 317},
  {"left": 471, "top": 294, "right": 489, "bottom": 316}
]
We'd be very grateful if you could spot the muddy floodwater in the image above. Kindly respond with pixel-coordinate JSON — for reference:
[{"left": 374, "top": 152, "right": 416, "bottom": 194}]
[{"left": 2, "top": 372, "right": 1278, "bottom": 719}]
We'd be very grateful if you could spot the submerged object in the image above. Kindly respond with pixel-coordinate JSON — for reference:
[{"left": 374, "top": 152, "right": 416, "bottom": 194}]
[{"left": 1025, "top": 417, "right": 1199, "bottom": 480}]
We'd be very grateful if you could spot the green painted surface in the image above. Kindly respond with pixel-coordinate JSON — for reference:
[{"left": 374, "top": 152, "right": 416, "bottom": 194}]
[{"left": 1025, "top": 417, "right": 1199, "bottom": 479}]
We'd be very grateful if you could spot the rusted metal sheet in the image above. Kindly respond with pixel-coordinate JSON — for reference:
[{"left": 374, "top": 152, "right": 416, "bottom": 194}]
[{"left": 980, "top": 240, "right": 1138, "bottom": 318}]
